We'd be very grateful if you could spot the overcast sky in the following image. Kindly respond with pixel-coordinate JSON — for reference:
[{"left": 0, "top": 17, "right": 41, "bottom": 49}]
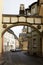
[
  {"left": 11, "top": 26, "right": 23, "bottom": 37},
  {"left": 3, "top": 0, "right": 37, "bottom": 14}
]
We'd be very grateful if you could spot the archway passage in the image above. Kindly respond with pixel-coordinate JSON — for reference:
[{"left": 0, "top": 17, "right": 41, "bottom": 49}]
[
  {"left": 2, "top": 14, "right": 42, "bottom": 56},
  {"left": 2, "top": 24, "right": 42, "bottom": 56}
]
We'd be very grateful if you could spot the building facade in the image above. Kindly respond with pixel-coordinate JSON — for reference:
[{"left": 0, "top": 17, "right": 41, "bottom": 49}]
[
  {"left": 28, "top": 28, "right": 42, "bottom": 56},
  {"left": 19, "top": 0, "right": 43, "bottom": 56},
  {"left": 19, "top": 26, "right": 41, "bottom": 56},
  {"left": 3, "top": 29, "right": 19, "bottom": 52},
  {"left": 19, "top": 26, "right": 29, "bottom": 51},
  {"left": 3, "top": 31, "right": 15, "bottom": 52}
]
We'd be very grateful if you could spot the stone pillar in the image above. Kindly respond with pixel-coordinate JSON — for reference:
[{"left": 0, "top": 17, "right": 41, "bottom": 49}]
[{"left": 0, "top": 0, "right": 3, "bottom": 54}]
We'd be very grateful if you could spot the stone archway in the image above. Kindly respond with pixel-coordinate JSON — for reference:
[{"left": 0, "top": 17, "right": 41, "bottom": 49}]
[
  {"left": 2, "top": 22, "right": 41, "bottom": 36},
  {"left": 2, "top": 22, "right": 41, "bottom": 53},
  {"left": 0, "top": 14, "right": 42, "bottom": 55}
]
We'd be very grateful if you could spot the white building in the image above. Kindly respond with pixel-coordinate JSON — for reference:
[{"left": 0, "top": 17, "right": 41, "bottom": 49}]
[{"left": 3, "top": 29, "right": 19, "bottom": 52}]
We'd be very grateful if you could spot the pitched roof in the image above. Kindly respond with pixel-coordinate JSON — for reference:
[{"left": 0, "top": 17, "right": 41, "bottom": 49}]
[
  {"left": 29, "top": 2, "right": 38, "bottom": 8},
  {"left": 7, "top": 29, "right": 18, "bottom": 40}
]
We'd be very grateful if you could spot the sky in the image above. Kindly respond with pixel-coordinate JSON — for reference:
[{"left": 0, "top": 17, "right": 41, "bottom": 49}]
[
  {"left": 11, "top": 26, "right": 23, "bottom": 37},
  {"left": 3, "top": 0, "right": 37, "bottom": 37},
  {"left": 3, "top": 0, "right": 37, "bottom": 14}
]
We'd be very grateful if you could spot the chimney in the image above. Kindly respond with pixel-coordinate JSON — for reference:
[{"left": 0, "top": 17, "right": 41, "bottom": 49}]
[{"left": 19, "top": 4, "right": 25, "bottom": 15}]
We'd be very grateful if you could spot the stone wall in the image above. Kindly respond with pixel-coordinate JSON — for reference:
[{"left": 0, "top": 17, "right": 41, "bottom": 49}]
[{"left": 0, "top": 0, "right": 3, "bottom": 54}]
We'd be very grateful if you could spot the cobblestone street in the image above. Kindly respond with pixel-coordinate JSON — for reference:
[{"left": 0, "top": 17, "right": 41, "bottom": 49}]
[{"left": 0, "top": 51, "right": 43, "bottom": 65}]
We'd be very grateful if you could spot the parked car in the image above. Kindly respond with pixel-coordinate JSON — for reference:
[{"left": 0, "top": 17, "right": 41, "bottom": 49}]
[{"left": 10, "top": 49, "right": 15, "bottom": 52}]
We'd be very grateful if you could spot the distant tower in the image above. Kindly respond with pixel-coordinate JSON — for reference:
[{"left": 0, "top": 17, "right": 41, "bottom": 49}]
[
  {"left": 22, "top": 26, "right": 28, "bottom": 33},
  {"left": 19, "top": 4, "right": 25, "bottom": 15}
]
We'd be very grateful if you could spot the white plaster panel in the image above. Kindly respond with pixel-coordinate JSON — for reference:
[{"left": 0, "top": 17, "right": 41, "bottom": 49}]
[
  {"left": 35, "top": 18, "right": 41, "bottom": 24},
  {"left": 27, "top": 18, "right": 34, "bottom": 23},
  {"left": 3, "top": 17, "right": 10, "bottom": 23},
  {"left": 11, "top": 17, "right": 18, "bottom": 23},
  {"left": 19, "top": 17, "right": 26, "bottom": 22}
]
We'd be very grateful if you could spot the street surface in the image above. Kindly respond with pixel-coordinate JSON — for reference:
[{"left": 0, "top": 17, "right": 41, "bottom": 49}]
[{"left": 0, "top": 51, "right": 43, "bottom": 65}]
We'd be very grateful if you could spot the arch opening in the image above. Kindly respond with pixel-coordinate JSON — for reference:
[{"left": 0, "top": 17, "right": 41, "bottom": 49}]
[
  {"left": 2, "top": 22, "right": 41, "bottom": 36},
  {"left": 2, "top": 23, "right": 42, "bottom": 56}
]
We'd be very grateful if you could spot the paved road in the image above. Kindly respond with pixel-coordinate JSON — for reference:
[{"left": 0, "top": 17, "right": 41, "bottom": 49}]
[{"left": 2, "top": 51, "right": 43, "bottom": 65}]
